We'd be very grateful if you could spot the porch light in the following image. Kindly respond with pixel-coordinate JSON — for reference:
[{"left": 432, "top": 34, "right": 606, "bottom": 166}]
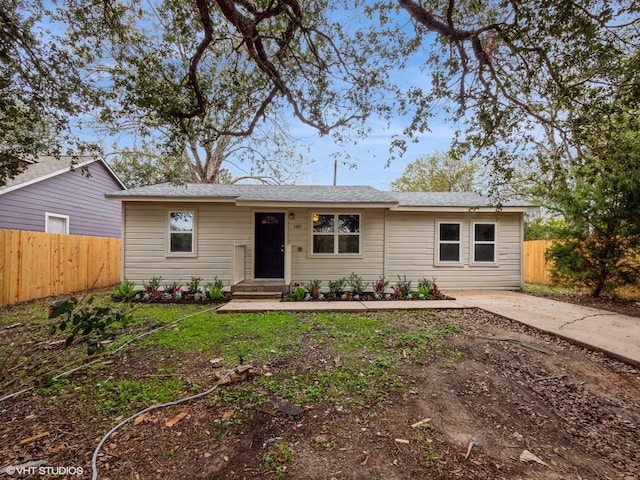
[
  {"left": 312, "top": 213, "right": 319, "bottom": 222},
  {"left": 289, "top": 212, "right": 295, "bottom": 220}
]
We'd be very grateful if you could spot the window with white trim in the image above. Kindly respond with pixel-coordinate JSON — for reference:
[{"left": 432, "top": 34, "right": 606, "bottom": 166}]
[
  {"left": 437, "top": 222, "right": 461, "bottom": 263},
  {"left": 473, "top": 222, "right": 496, "bottom": 262},
  {"left": 169, "top": 211, "right": 195, "bottom": 253},
  {"left": 312, "top": 213, "right": 360, "bottom": 254},
  {"left": 45, "top": 213, "right": 69, "bottom": 234}
]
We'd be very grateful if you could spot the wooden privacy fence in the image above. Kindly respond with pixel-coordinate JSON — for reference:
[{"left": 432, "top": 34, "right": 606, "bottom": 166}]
[
  {"left": 524, "top": 239, "right": 554, "bottom": 285},
  {"left": 0, "top": 230, "right": 121, "bottom": 307}
]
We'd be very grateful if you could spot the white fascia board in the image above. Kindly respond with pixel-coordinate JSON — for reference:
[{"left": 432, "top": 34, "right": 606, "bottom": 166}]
[
  {"left": 99, "top": 159, "right": 128, "bottom": 190},
  {"left": 390, "top": 205, "right": 539, "bottom": 213},
  {"left": 104, "top": 195, "right": 239, "bottom": 202},
  {"left": 233, "top": 201, "right": 398, "bottom": 209}
]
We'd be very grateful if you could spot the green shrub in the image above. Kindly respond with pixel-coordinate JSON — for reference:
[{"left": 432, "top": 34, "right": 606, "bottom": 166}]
[
  {"left": 292, "top": 285, "right": 307, "bottom": 300},
  {"left": 48, "top": 296, "right": 129, "bottom": 355},
  {"left": 393, "top": 275, "right": 412, "bottom": 298},
  {"left": 144, "top": 276, "right": 163, "bottom": 297},
  {"left": 415, "top": 278, "right": 434, "bottom": 298},
  {"left": 206, "top": 277, "right": 225, "bottom": 300},
  {"left": 348, "top": 272, "right": 369, "bottom": 296},
  {"left": 112, "top": 279, "right": 137, "bottom": 299},
  {"left": 328, "top": 277, "right": 347, "bottom": 297},
  {"left": 187, "top": 276, "right": 203, "bottom": 293},
  {"left": 164, "top": 280, "right": 182, "bottom": 296}
]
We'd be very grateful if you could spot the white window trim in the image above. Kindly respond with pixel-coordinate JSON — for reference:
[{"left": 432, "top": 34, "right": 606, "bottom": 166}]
[
  {"left": 435, "top": 220, "right": 463, "bottom": 265},
  {"left": 167, "top": 209, "right": 197, "bottom": 257},
  {"left": 310, "top": 212, "right": 362, "bottom": 256},
  {"left": 45, "top": 212, "right": 69, "bottom": 234},
  {"left": 471, "top": 221, "right": 498, "bottom": 265}
]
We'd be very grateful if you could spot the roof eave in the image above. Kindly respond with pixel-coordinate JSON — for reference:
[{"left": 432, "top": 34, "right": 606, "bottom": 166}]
[
  {"left": 100, "top": 159, "right": 127, "bottom": 190},
  {"left": 391, "top": 205, "right": 539, "bottom": 213},
  {"left": 105, "top": 194, "right": 239, "bottom": 202},
  {"left": 107, "top": 196, "right": 399, "bottom": 208},
  {"left": 234, "top": 200, "right": 398, "bottom": 208}
]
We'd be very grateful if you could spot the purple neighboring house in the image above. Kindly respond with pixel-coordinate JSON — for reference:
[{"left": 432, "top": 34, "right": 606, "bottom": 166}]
[{"left": 0, "top": 156, "right": 126, "bottom": 237}]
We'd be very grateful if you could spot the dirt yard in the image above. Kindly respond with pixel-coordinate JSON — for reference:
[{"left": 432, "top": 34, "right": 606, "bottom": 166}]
[{"left": 1, "top": 305, "right": 639, "bottom": 480}]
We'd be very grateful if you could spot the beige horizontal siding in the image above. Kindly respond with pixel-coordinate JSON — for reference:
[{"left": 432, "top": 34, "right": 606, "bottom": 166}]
[
  {"left": 385, "top": 211, "right": 523, "bottom": 290},
  {"left": 122, "top": 202, "right": 524, "bottom": 292},
  {"left": 123, "top": 202, "right": 252, "bottom": 289}
]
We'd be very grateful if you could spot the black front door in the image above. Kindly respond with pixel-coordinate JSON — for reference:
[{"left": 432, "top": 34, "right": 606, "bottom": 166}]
[{"left": 254, "top": 212, "right": 285, "bottom": 278}]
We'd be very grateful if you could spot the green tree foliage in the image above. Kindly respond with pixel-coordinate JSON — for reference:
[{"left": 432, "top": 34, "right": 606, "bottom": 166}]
[
  {"left": 523, "top": 215, "right": 565, "bottom": 241},
  {"left": 0, "top": 1, "right": 100, "bottom": 186},
  {"left": 97, "top": 0, "right": 635, "bottom": 194},
  {"left": 107, "top": 144, "right": 194, "bottom": 188},
  {"left": 385, "top": 1, "right": 640, "bottom": 192},
  {"left": 389, "top": 152, "right": 478, "bottom": 191},
  {"left": 545, "top": 112, "right": 640, "bottom": 297},
  {"left": 66, "top": 0, "right": 309, "bottom": 184}
]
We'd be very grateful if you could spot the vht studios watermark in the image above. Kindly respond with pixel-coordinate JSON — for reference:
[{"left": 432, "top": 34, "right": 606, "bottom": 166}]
[{"left": 4, "top": 465, "right": 84, "bottom": 476}]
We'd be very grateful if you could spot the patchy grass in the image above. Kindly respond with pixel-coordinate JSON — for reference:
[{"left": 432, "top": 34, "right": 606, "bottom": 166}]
[
  {"left": 524, "top": 281, "right": 640, "bottom": 301},
  {"left": 0, "top": 293, "right": 218, "bottom": 397},
  {"left": 246, "top": 311, "right": 463, "bottom": 407},
  {"left": 39, "top": 376, "right": 188, "bottom": 414},
  {"left": 1, "top": 295, "right": 463, "bottom": 421},
  {"left": 523, "top": 283, "right": 576, "bottom": 296},
  {"left": 89, "top": 377, "right": 186, "bottom": 413},
  {"left": 150, "top": 312, "right": 310, "bottom": 360}
]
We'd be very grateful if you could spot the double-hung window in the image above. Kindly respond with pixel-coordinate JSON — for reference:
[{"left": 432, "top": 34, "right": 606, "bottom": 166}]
[
  {"left": 169, "top": 211, "right": 195, "bottom": 254},
  {"left": 437, "top": 222, "right": 461, "bottom": 263},
  {"left": 473, "top": 222, "right": 497, "bottom": 263},
  {"left": 312, "top": 213, "right": 360, "bottom": 254}
]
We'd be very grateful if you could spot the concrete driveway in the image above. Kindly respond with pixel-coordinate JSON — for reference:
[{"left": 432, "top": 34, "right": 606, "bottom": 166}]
[{"left": 449, "top": 290, "right": 640, "bottom": 368}]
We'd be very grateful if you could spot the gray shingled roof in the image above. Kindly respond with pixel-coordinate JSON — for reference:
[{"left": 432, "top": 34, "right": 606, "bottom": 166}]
[
  {"left": 107, "top": 184, "right": 399, "bottom": 204},
  {"left": 1, "top": 156, "right": 99, "bottom": 193},
  {"left": 107, "top": 183, "right": 537, "bottom": 209},
  {"left": 386, "top": 191, "right": 535, "bottom": 208}
]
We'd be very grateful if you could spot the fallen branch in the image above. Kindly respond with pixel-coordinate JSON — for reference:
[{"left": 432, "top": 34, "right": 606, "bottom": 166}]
[
  {"left": 536, "top": 373, "right": 568, "bottom": 382},
  {"left": 19, "top": 431, "right": 50, "bottom": 445},
  {"left": 477, "top": 334, "right": 551, "bottom": 354},
  {"left": 411, "top": 417, "right": 431, "bottom": 428},
  {"left": 0, "top": 306, "right": 222, "bottom": 404}
]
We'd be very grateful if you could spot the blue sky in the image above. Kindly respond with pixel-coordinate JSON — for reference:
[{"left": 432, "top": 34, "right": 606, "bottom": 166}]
[{"left": 291, "top": 116, "right": 456, "bottom": 189}]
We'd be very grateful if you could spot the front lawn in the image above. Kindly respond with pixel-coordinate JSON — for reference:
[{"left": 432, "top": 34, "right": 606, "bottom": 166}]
[{"left": 1, "top": 292, "right": 638, "bottom": 479}]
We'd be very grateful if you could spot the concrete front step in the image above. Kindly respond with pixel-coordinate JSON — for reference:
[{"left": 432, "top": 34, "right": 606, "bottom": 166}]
[
  {"left": 231, "top": 291, "right": 283, "bottom": 300},
  {"left": 231, "top": 280, "right": 287, "bottom": 294}
]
